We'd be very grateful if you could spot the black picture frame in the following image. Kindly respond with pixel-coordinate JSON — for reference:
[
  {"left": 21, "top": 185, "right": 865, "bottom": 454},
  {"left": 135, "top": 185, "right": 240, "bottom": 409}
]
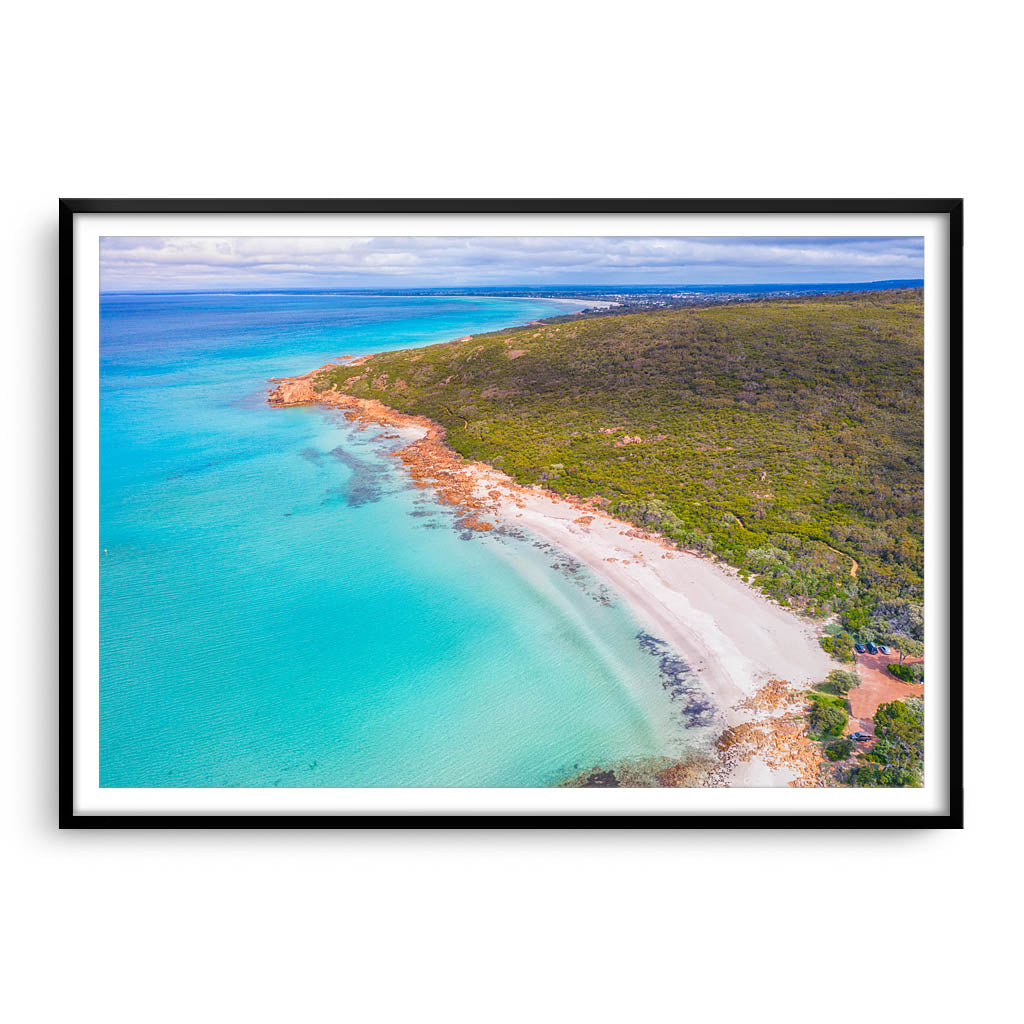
[{"left": 61, "top": 197, "right": 963, "bottom": 829}]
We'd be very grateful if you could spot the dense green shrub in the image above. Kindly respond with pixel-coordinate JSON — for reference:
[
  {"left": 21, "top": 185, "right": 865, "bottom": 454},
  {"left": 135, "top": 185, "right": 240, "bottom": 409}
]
[
  {"left": 806, "top": 691, "right": 849, "bottom": 738},
  {"left": 887, "top": 663, "right": 917, "bottom": 682},
  {"left": 847, "top": 762, "right": 918, "bottom": 787},
  {"left": 819, "top": 633, "right": 855, "bottom": 663},
  {"left": 872, "top": 600, "right": 925, "bottom": 643},
  {"left": 848, "top": 698, "right": 924, "bottom": 787},
  {"left": 874, "top": 698, "right": 923, "bottom": 751},
  {"left": 816, "top": 669, "right": 860, "bottom": 695},
  {"left": 825, "top": 739, "right": 854, "bottom": 761}
]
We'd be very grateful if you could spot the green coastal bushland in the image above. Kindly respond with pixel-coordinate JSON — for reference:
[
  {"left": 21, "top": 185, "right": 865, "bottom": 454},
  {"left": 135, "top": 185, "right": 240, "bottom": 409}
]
[
  {"left": 848, "top": 698, "right": 925, "bottom": 787},
  {"left": 316, "top": 290, "right": 923, "bottom": 632}
]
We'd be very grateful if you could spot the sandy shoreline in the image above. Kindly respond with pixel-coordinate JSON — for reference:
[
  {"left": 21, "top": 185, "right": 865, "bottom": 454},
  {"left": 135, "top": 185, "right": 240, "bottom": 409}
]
[
  {"left": 482, "top": 477, "right": 834, "bottom": 720},
  {"left": 470, "top": 466, "right": 835, "bottom": 786},
  {"left": 269, "top": 375, "right": 837, "bottom": 786}
]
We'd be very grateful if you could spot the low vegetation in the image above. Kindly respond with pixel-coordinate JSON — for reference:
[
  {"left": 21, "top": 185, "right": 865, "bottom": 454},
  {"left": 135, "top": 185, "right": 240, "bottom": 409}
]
[
  {"left": 806, "top": 691, "right": 850, "bottom": 739},
  {"left": 887, "top": 663, "right": 922, "bottom": 683},
  {"left": 825, "top": 738, "right": 854, "bottom": 762},
  {"left": 847, "top": 698, "right": 924, "bottom": 787},
  {"left": 318, "top": 290, "right": 924, "bottom": 632},
  {"left": 815, "top": 670, "right": 860, "bottom": 696},
  {"left": 819, "top": 633, "right": 855, "bottom": 662}
]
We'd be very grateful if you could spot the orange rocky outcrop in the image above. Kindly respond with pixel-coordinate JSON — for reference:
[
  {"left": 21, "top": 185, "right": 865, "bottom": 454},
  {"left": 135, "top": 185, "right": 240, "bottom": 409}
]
[
  {"left": 267, "top": 378, "right": 316, "bottom": 406},
  {"left": 267, "top": 367, "right": 706, "bottom": 549},
  {"left": 268, "top": 374, "right": 502, "bottom": 532},
  {"left": 267, "top": 359, "right": 347, "bottom": 407},
  {"left": 716, "top": 679, "right": 828, "bottom": 787}
]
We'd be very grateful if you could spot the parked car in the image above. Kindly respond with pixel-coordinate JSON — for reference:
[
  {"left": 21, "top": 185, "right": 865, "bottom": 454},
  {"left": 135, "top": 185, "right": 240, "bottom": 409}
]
[
  {"left": 866, "top": 642, "right": 878, "bottom": 654},
  {"left": 877, "top": 644, "right": 890, "bottom": 654},
  {"left": 851, "top": 732, "right": 871, "bottom": 742},
  {"left": 854, "top": 642, "right": 866, "bottom": 653}
]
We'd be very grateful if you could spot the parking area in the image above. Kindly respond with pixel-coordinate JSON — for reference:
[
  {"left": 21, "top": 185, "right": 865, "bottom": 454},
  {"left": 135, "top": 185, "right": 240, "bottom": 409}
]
[{"left": 847, "top": 651, "right": 924, "bottom": 737}]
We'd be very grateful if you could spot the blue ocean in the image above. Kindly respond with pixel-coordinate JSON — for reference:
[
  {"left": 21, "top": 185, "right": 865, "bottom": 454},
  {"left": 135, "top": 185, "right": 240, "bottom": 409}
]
[{"left": 99, "top": 292, "right": 688, "bottom": 787}]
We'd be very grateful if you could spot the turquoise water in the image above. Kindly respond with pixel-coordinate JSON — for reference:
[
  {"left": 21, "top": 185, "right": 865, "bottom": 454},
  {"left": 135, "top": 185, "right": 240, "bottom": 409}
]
[{"left": 99, "top": 293, "right": 692, "bottom": 787}]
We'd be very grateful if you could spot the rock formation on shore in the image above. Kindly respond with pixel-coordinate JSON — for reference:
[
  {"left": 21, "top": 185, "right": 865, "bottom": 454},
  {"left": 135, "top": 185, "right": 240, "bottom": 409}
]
[{"left": 267, "top": 378, "right": 316, "bottom": 406}]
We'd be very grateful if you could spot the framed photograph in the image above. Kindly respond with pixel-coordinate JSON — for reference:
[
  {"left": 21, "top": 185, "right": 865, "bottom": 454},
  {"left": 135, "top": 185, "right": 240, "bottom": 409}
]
[{"left": 63, "top": 198, "right": 962, "bottom": 827}]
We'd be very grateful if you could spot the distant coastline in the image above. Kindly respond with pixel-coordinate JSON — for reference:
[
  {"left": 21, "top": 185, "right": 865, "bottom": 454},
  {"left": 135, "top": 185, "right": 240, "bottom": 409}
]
[{"left": 100, "top": 279, "right": 922, "bottom": 297}]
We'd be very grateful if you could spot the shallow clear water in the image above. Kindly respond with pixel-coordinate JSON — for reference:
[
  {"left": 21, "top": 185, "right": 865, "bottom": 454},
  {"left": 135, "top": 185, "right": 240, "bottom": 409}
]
[{"left": 100, "top": 292, "right": 693, "bottom": 787}]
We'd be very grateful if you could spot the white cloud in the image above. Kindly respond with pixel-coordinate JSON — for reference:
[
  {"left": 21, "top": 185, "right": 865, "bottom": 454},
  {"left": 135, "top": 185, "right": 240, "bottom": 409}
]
[{"left": 99, "top": 235, "right": 924, "bottom": 290}]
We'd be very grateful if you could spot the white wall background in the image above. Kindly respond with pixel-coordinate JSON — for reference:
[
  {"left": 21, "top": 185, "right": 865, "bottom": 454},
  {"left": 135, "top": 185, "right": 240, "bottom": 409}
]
[{"left": 3, "top": 2, "right": 1017, "bottom": 1022}]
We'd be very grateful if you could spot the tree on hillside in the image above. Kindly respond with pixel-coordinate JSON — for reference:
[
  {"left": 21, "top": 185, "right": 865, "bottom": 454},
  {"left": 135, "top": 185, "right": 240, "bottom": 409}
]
[
  {"left": 892, "top": 636, "right": 925, "bottom": 665},
  {"left": 873, "top": 599, "right": 924, "bottom": 641},
  {"left": 825, "top": 670, "right": 860, "bottom": 695}
]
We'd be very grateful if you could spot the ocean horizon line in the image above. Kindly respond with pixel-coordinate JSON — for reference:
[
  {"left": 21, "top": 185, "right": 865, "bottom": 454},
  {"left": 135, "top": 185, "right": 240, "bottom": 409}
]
[{"left": 100, "top": 279, "right": 924, "bottom": 297}]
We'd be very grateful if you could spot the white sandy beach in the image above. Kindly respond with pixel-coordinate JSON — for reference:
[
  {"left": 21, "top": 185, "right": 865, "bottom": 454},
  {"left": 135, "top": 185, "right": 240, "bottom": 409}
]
[
  {"left": 466, "top": 465, "right": 836, "bottom": 784},
  {"left": 495, "top": 482, "right": 833, "bottom": 718}
]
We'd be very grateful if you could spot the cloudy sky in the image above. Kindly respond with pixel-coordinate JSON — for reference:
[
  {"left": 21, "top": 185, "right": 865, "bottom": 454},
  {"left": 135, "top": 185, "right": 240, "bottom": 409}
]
[{"left": 99, "top": 235, "right": 924, "bottom": 291}]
